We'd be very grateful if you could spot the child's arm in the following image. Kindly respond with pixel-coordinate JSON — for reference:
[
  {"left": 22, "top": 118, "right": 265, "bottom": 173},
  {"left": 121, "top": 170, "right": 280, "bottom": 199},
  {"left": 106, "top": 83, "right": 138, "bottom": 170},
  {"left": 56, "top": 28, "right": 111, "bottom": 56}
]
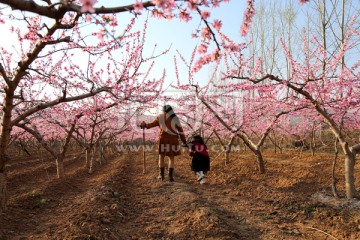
[{"left": 188, "top": 143, "right": 195, "bottom": 156}]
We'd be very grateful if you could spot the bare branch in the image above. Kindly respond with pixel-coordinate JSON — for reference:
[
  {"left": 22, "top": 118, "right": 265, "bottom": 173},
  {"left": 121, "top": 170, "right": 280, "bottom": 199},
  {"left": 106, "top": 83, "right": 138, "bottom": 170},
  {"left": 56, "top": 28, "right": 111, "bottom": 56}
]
[
  {"left": 0, "top": 0, "right": 156, "bottom": 19},
  {"left": 16, "top": 122, "right": 58, "bottom": 158},
  {"left": 0, "top": 63, "right": 10, "bottom": 86},
  {"left": 44, "top": 36, "right": 71, "bottom": 45},
  {"left": 11, "top": 86, "right": 112, "bottom": 126}
]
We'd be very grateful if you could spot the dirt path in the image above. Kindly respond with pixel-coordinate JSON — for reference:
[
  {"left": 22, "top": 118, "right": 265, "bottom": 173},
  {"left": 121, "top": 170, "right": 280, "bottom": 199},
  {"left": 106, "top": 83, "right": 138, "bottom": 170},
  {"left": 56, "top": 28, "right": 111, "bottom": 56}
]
[
  {"left": 119, "top": 155, "right": 259, "bottom": 240},
  {"left": 1, "top": 150, "right": 360, "bottom": 239}
]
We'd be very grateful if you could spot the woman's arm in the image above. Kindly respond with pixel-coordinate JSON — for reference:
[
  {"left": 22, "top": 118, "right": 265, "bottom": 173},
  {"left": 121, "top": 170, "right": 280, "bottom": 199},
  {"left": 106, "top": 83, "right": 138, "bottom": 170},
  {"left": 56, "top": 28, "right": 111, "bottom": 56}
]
[
  {"left": 141, "top": 116, "right": 159, "bottom": 129},
  {"left": 176, "top": 123, "right": 187, "bottom": 144}
]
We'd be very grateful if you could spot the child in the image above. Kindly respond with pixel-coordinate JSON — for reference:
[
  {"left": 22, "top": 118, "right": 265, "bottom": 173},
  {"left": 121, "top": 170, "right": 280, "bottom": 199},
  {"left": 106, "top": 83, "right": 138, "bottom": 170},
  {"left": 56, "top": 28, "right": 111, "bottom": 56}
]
[{"left": 188, "top": 135, "right": 210, "bottom": 184}]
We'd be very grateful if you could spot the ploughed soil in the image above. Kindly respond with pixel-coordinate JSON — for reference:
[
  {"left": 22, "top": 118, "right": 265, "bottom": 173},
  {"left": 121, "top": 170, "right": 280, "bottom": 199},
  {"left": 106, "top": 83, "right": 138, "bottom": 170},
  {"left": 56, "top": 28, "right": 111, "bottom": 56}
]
[{"left": 1, "top": 147, "right": 360, "bottom": 240}]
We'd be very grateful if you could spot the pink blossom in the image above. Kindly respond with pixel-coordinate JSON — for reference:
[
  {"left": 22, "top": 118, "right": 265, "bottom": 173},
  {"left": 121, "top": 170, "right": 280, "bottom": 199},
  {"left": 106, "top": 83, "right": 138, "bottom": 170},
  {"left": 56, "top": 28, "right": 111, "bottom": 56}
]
[
  {"left": 97, "top": 29, "right": 106, "bottom": 41},
  {"left": 212, "top": 1, "right": 220, "bottom": 8},
  {"left": 240, "top": 25, "right": 249, "bottom": 37},
  {"left": 201, "top": 27, "right": 211, "bottom": 41},
  {"left": 80, "top": 0, "right": 97, "bottom": 13},
  {"left": 200, "top": 0, "right": 209, "bottom": 7},
  {"left": 152, "top": 0, "right": 175, "bottom": 10},
  {"left": 134, "top": 0, "right": 144, "bottom": 12},
  {"left": 86, "top": 15, "right": 92, "bottom": 22},
  {"left": 210, "top": 49, "right": 220, "bottom": 61},
  {"left": 197, "top": 44, "right": 208, "bottom": 54},
  {"left": 192, "top": 49, "right": 220, "bottom": 72},
  {"left": 240, "top": 0, "right": 255, "bottom": 37},
  {"left": 212, "top": 19, "right": 222, "bottom": 31},
  {"left": 179, "top": 10, "right": 192, "bottom": 22},
  {"left": 300, "top": 0, "right": 310, "bottom": 4},
  {"left": 188, "top": 0, "right": 199, "bottom": 10},
  {"left": 151, "top": 9, "right": 164, "bottom": 19},
  {"left": 201, "top": 10, "right": 210, "bottom": 20},
  {"left": 226, "top": 43, "right": 240, "bottom": 52},
  {"left": 102, "top": 14, "right": 115, "bottom": 23}
]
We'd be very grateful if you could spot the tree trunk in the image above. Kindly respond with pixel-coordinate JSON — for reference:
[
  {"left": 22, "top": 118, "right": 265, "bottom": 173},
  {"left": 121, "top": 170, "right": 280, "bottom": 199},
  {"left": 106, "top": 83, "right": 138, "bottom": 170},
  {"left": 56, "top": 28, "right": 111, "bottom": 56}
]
[
  {"left": 99, "top": 143, "right": 104, "bottom": 165},
  {"left": 0, "top": 89, "right": 16, "bottom": 213},
  {"left": 344, "top": 153, "right": 356, "bottom": 198},
  {"left": 255, "top": 150, "right": 266, "bottom": 174},
  {"left": 86, "top": 148, "right": 90, "bottom": 169},
  {"left": 0, "top": 172, "right": 7, "bottom": 213},
  {"left": 225, "top": 147, "right": 230, "bottom": 166},
  {"left": 272, "top": 130, "right": 277, "bottom": 153},
  {"left": 267, "top": 133, "right": 282, "bottom": 154},
  {"left": 319, "top": 126, "right": 325, "bottom": 146},
  {"left": 142, "top": 128, "right": 146, "bottom": 173},
  {"left": 310, "top": 122, "right": 316, "bottom": 156},
  {"left": 332, "top": 139, "right": 339, "bottom": 198},
  {"left": 109, "top": 145, "right": 114, "bottom": 154},
  {"left": 56, "top": 158, "right": 64, "bottom": 179},
  {"left": 225, "top": 136, "right": 236, "bottom": 166},
  {"left": 40, "top": 146, "right": 44, "bottom": 162},
  {"left": 88, "top": 148, "right": 94, "bottom": 174},
  {"left": 336, "top": 139, "right": 357, "bottom": 199}
]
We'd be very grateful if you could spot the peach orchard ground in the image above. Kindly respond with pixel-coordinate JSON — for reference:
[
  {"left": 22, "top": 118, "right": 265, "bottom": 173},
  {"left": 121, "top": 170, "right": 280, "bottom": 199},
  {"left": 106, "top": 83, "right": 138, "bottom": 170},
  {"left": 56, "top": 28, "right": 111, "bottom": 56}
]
[{"left": 1, "top": 148, "right": 360, "bottom": 239}]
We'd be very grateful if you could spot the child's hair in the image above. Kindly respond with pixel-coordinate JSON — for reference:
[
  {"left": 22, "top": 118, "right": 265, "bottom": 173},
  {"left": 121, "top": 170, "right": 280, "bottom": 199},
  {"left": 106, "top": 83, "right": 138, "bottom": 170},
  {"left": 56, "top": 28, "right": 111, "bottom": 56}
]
[{"left": 192, "top": 135, "right": 205, "bottom": 145}]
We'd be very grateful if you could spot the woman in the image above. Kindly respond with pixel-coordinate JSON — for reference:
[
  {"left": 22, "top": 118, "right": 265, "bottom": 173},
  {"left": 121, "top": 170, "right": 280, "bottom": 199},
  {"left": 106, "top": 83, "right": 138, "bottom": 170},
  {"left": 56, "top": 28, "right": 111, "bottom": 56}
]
[{"left": 140, "top": 105, "right": 187, "bottom": 182}]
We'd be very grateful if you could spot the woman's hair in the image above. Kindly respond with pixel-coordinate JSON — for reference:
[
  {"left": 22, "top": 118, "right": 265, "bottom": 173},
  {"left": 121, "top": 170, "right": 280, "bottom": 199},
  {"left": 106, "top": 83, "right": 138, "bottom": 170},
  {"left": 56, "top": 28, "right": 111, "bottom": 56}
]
[{"left": 163, "top": 105, "right": 177, "bottom": 119}]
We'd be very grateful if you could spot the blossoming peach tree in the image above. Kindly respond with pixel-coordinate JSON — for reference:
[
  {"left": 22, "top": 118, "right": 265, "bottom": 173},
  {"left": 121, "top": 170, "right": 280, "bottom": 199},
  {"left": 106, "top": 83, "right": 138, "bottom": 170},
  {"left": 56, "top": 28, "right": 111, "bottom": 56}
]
[
  {"left": 0, "top": 0, "right": 313, "bottom": 213},
  {"left": 176, "top": 13, "right": 359, "bottom": 199},
  {"left": 0, "top": 0, "right": 166, "bottom": 213}
]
